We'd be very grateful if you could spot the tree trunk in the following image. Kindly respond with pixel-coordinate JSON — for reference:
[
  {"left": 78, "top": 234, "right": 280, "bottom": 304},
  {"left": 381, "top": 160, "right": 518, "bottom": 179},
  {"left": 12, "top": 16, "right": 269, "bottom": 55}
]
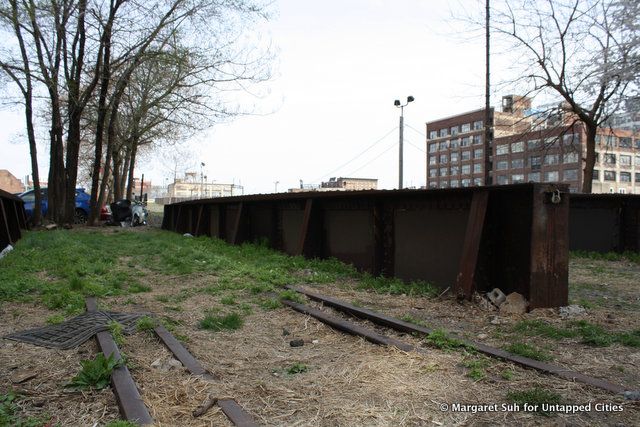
[
  {"left": 120, "top": 144, "right": 131, "bottom": 198},
  {"left": 112, "top": 148, "right": 122, "bottom": 201},
  {"left": 581, "top": 124, "right": 597, "bottom": 194},
  {"left": 126, "top": 139, "right": 139, "bottom": 200},
  {"left": 47, "top": 98, "right": 66, "bottom": 224},
  {"left": 25, "top": 99, "right": 42, "bottom": 225}
]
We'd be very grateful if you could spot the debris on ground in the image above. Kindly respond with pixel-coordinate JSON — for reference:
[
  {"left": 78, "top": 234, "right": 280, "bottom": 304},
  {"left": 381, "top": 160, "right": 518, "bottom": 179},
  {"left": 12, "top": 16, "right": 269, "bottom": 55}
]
[
  {"left": 193, "top": 395, "right": 218, "bottom": 418},
  {"left": 487, "top": 288, "right": 506, "bottom": 306},
  {"left": 289, "top": 339, "right": 304, "bottom": 347},
  {"left": 499, "top": 292, "right": 529, "bottom": 315},
  {"left": 559, "top": 304, "right": 587, "bottom": 318},
  {"left": 150, "top": 357, "right": 183, "bottom": 372},
  {"left": 183, "top": 233, "right": 194, "bottom": 237},
  {"left": 0, "top": 244, "right": 13, "bottom": 259}
]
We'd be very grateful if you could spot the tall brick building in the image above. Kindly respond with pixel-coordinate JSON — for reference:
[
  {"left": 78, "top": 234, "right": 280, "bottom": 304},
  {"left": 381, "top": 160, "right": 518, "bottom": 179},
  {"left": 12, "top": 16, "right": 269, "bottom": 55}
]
[
  {"left": 0, "top": 170, "right": 25, "bottom": 194},
  {"left": 426, "top": 96, "right": 640, "bottom": 194}
]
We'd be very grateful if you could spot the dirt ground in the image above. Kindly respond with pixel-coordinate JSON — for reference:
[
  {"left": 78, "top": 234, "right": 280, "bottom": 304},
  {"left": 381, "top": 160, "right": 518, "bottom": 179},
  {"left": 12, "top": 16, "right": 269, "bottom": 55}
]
[{"left": 1, "top": 227, "right": 639, "bottom": 426}]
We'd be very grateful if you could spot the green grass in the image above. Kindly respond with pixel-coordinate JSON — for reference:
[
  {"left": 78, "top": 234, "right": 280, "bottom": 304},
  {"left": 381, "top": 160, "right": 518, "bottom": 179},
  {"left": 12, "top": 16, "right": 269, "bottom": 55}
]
[
  {"left": 105, "top": 421, "right": 139, "bottom": 427},
  {"left": 357, "top": 274, "right": 440, "bottom": 297},
  {"left": 286, "top": 363, "right": 309, "bottom": 375},
  {"left": 67, "top": 353, "right": 122, "bottom": 390},
  {"left": 135, "top": 316, "right": 157, "bottom": 332},
  {"left": 424, "top": 329, "right": 474, "bottom": 352},
  {"left": 571, "top": 250, "right": 640, "bottom": 264},
  {"left": 511, "top": 319, "right": 640, "bottom": 348},
  {"left": 505, "top": 342, "right": 552, "bottom": 361},
  {"left": 258, "top": 298, "right": 282, "bottom": 310},
  {"left": 199, "top": 312, "right": 244, "bottom": 332},
  {"left": 46, "top": 313, "right": 65, "bottom": 325},
  {"left": 400, "top": 314, "right": 428, "bottom": 328},
  {"left": 506, "top": 388, "right": 562, "bottom": 416},
  {"left": 0, "top": 391, "right": 49, "bottom": 426},
  {"left": 220, "top": 295, "right": 237, "bottom": 305},
  {"left": 278, "top": 289, "right": 304, "bottom": 303},
  {"left": 107, "top": 321, "right": 125, "bottom": 346},
  {"left": 463, "top": 358, "right": 489, "bottom": 381}
]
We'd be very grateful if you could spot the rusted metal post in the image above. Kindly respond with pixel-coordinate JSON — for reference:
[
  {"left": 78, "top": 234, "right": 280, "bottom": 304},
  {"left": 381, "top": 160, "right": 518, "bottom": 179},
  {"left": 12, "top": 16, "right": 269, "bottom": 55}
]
[
  {"left": 194, "top": 205, "right": 204, "bottom": 236},
  {"left": 455, "top": 190, "right": 489, "bottom": 299},
  {"left": 230, "top": 203, "right": 244, "bottom": 245},
  {"left": 296, "top": 199, "right": 313, "bottom": 256},
  {"left": 0, "top": 198, "right": 13, "bottom": 245}
]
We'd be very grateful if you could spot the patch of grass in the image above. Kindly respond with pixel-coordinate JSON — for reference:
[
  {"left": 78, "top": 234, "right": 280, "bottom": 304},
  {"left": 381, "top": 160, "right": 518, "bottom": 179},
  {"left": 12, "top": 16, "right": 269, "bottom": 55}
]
[
  {"left": 199, "top": 312, "right": 243, "bottom": 332},
  {"left": 258, "top": 298, "right": 282, "bottom": 310},
  {"left": 571, "top": 250, "right": 640, "bottom": 264},
  {"left": 128, "top": 282, "right": 151, "bottom": 293},
  {"left": 357, "top": 274, "right": 440, "bottom": 297},
  {"left": 0, "top": 391, "right": 49, "bottom": 427},
  {"left": 108, "top": 321, "right": 125, "bottom": 346},
  {"left": 463, "top": 358, "right": 489, "bottom": 381},
  {"left": 286, "top": 363, "right": 309, "bottom": 375},
  {"left": 400, "top": 314, "right": 428, "bottom": 328},
  {"left": 425, "top": 329, "right": 473, "bottom": 352},
  {"left": 136, "top": 316, "right": 157, "bottom": 332},
  {"left": 513, "top": 319, "right": 640, "bottom": 348},
  {"left": 505, "top": 342, "right": 552, "bottom": 361},
  {"left": 506, "top": 388, "right": 561, "bottom": 416},
  {"left": 67, "top": 353, "right": 122, "bottom": 390},
  {"left": 501, "top": 370, "right": 515, "bottom": 380},
  {"left": 220, "top": 295, "right": 237, "bottom": 305},
  {"left": 46, "top": 314, "right": 65, "bottom": 325},
  {"left": 512, "top": 319, "right": 577, "bottom": 340},
  {"left": 105, "top": 420, "right": 139, "bottom": 427},
  {"left": 155, "top": 295, "right": 170, "bottom": 303},
  {"left": 278, "top": 290, "right": 304, "bottom": 304}
]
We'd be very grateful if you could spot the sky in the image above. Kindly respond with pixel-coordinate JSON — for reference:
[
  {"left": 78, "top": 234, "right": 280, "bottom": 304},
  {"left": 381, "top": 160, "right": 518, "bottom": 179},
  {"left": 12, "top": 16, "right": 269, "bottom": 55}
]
[{"left": 0, "top": 0, "right": 514, "bottom": 195}]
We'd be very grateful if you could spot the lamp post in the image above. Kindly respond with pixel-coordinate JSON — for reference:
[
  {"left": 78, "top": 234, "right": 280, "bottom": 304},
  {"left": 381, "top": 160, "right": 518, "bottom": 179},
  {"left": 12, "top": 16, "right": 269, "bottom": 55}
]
[{"left": 394, "top": 95, "right": 414, "bottom": 189}]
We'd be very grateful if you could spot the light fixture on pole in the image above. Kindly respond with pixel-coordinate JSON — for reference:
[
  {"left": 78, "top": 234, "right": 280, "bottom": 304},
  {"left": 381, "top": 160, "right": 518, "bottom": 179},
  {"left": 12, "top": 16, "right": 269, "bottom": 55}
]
[{"left": 394, "top": 95, "right": 414, "bottom": 189}]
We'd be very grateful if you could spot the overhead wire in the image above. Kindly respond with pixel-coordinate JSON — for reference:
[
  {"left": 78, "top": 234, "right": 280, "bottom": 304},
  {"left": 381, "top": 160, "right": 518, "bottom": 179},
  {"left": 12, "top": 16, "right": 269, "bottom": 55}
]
[{"left": 345, "top": 140, "right": 398, "bottom": 176}]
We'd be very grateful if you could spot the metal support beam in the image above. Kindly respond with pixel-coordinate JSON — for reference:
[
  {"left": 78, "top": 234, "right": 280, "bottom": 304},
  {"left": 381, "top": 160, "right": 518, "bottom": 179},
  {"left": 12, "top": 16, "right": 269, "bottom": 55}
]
[
  {"left": 230, "top": 202, "right": 244, "bottom": 245},
  {"left": 296, "top": 199, "right": 313, "bottom": 256},
  {"left": 455, "top": 190, "right": 489, "bottom": 299}
]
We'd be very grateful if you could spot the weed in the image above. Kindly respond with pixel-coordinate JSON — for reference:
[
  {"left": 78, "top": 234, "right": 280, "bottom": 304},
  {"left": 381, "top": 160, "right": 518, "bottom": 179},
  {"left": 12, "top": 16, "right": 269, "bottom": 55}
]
[
  {"left": 67, "top": 353, "right": 122, "bottom": 390},
  {"left": 279, "top": 290, "right": 304, "bottom": 304},
  {"left": 506, "top": 388, "right": 561, "bottom": 416},
  {"left": 401, "top": 314, "right": 427, "bottom": 327},
  {"left": 199, "top": 312, "right": 243, "bottom": 331},
  {"left": 108, "top": 321, "right": 125, "bottom": 346},
  {"left": 463, "top": 358, "right": 488, "bottom": 381},
  {"left": 46, "top": 314, "right": 65, "bottom": 325},
  {"left": 357, "top": 274, "right": 440, "bottom": 297},
  {"left": 505, "top": 342, "right": 552, "bottom": 361},
  {"left": 155, "top": 295, "right": 170, "bottom": 303},
  {"left": 0, "top": 391, "right": 48, "bottom": 427},
  {"left": 286, "top": 363, "right": 309, "bottom": 375},
  {"left": 512, "top": 319, "right": 577, "bottom": 340},
  {"left": 501, "top": 370, "right": 515, "bottom": 380},
  {"left": 571, "top": 250, "right": 640, "bottom": 264},
  {"left": 136, "top": 316, "right": 157, "bottom": 332},
  {"left": 128, "top": 282, "right": 151, "bottom": 293},
  {"left": 425, "top": 329, "right": 473, "bottom": 352}
]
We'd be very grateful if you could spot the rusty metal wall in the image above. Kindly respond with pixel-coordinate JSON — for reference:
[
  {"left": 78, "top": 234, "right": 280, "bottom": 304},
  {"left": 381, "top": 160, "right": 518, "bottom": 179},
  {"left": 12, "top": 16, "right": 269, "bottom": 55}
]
[
  {"left": 0, "top": 189, "right": 27, "bottom": 250},
  {"left": 569, "top": 194, "right": 640, "bottom": 253},
  {"left": 162, "top": 184, "right": 570, "bottom": 308}
]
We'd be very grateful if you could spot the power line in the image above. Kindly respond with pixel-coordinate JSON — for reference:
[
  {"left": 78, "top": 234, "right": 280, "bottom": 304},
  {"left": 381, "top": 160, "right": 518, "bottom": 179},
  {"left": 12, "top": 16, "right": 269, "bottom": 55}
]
[
  {"left": 345, "top": 140, "right": 398, "bottom": 177},
  {"left": 312, "top": 127, "right": 398, "bottom": 183},
  {"left": 405, "top": 122, "right": 427, "bottom": 138},
  {"left": 404, "top": 137, "right": 426, "bottom": 153}
]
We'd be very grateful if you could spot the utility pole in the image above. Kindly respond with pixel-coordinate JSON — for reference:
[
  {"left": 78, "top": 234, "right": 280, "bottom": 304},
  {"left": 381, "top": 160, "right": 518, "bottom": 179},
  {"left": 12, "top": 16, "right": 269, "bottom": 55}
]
[
  {"left": 394, "top": 96, "right": 415, "bottom": 189},
  {"left": 274, "top": 181, "right": 279, "bottom": 193},
  {"left": 483, "top": 0, "right": 492, "bottom": 185}
]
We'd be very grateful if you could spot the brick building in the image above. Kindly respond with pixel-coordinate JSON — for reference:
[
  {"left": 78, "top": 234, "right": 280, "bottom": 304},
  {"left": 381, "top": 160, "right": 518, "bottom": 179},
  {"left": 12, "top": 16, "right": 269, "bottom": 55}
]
[
  {"left": 0, "top": 170, "right": 25, "bottom": 194},
  {"left": 426, "top": 96, "right": 640, "bottom": 194}
]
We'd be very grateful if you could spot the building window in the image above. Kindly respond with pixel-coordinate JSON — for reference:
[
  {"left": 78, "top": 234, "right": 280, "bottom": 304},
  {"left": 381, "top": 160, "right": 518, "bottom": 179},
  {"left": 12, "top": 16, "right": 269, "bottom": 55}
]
[
  {"left": 439, "top": 128, "right": 448, "bottom": 137},
  {"left": 439, "top": 154, "right": 448, "bottom": 164},
  {"left": 619, "top": 155, "right": 631, "bottom": 166},
  {"left": 604, "top": 135, "right": 617, "bottom": 148},
  {"left": 544, "top": 171, "right": 559, "bottom": 182},
  {"left": 429, "top": 143, "right": 438, "bottom": 153},
  {"left": 473, "top": 135, "right": 482, "bottom": 145},
  {"left": 496, "top": 175, "right": 508, "bottom": 185},
  {"left": 473, "top": 120, "right": 483, "bottom": 130},
  {"left": 635, "top": 172, "right": 640, "bottom": 183},
  {"left": 461, "top": 136, "right": 471, "bottom": 146},
  {"left": 450, "top": 165, "right": 459, "bottom": 175},
  {"left": 461, "top": 164, "right": 471, "bottom": 175},
  {"left": 562, "top": 134, "right": 578, "bottom": 146},
  {"left": 563, "top": 152, "right": 578, "bottom": 164},
  {"left": 461, "top": 123, "right": 471, "bottom": 133},
  {"left": 429, "top": 155, "right": 437, "bottom": 165},
  {"left": 604, "top": 170, "right": 616, "bottom": 181},
  {"left": 511, "top": 158, "right": 524, "bottom": 168},
  {"left": 450, "top": 138, "right": 460, "bottom": 148},
  {"left": 496, "top": 144, "right": 509, "bottom": 155},
  {"left": 429, "top": 169, "right": 437, "bottom": 178},
  {"left": 620, "top": 171, "right": 631, "bottom": 182},
  {"left": 593, "top": 170, "right": 599, "bottom": 180},
  {"left": 439, "top": 140, "right": 449, "bottom": 150},
  {"left": 429, "top": 130, "right": 437, "bottom": 140},
  {"left": 450, "top": 179, "right": 459, "bottom": 188},
  {"left": 429, "top": 182, "right": 438, "bottom": 188},
  {"left": 473, "top": 163, "right": 483, "bottom": 173},
  {"left": 635, "top": 155, "right": 640, "bottom": 166},
  {"left": 473, "top": 177, "right": 483, "bottom": 186},
  {"left": 440, "top": 181, "right": 448, "bottom": 188},
  {"left": 496, "top": 160, "right": 508, "bottom": 170},
  {"left": 563, "top": 169, "right": 578, "bottom": 181},
  {"left": 461, "top": 151, "right": 471, "bottom": 161},
  {"left": 635, "top": 139, "right": 640, "bottom": 149},
  {"left": 619, "top": 137, "right": 632, "bottom": 148},
  {"left": 473, "top": 148, "right": 483, "bottom": 159},
  {"left": 527, "top": 139, "right": 540, "bottom": 150},
  {"left": 439, "top": 167, "right": 448, "bottom": 177},
  {"left": 511, "top": 141, "right": 525, "bottom": 153},
  {"left": 462, "top": 178, "right": 471, "bottom": 187},
  {"left": 529, "top": 156, "right": 541, "bottom": 170},
  {"left": 512, "top": 174, "right": 525, "bottom": 183},
  {"left": 603, "top": 153, "right": 616, "bottom": 165},
  {"left": 528, "top": 172, "right": 541, "bottom": 182},
  {"left": 546, "top": 137, "right": 559, "bottom": 147},
  {"left": 451, "top": 126, "right": 459, "bottom": 136},
  {"left": 451, "top": 152, "right": 459, "bottom": 163},
  {"left": 595, "top": 152, "right": 600, "bottom": 163},
  {"left": 544, "top": 154, "right": 559, "bottom": 165}
]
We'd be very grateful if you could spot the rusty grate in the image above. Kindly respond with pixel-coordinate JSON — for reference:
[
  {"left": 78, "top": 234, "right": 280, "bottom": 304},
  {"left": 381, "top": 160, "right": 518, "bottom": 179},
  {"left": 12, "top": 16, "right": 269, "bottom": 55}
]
[{"left": 3, "top": 311, "right": 147, "bottom": 350}]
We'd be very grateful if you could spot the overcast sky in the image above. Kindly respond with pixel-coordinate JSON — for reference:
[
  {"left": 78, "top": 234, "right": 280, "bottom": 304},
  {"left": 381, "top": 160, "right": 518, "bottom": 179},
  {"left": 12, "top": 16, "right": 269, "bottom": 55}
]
[{"left": 1, "top": 0, "right": 515, "bottom": 195}]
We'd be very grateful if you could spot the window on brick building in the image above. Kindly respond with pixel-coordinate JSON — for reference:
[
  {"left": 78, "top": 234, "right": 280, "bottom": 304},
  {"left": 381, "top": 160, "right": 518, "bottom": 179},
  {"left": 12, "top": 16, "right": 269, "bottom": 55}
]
[
  {"left": 451, "top": 126, "right": 459, "bottom": 136},
  {"left": 473, "top": 135, "right": 482, "bottom": 145},
  {"left": 563, "top": 169, "right": 578, "bottom": 181},
  {"left": 563, "top": 152, "right": 578, "bottom": 164},
  {"left": 619, "top": 155, "right": 631, "bottom": 166},
  {"left": 450, "top": 165, "right": 459, "bottom": 175},
  {"left": 474, "top": 148, "right": 483, "bottom": 159},
  {"left": 429, "top": 143, "right": 438, "bottom": 153},
  {"left": 620, "top": 137, "right": 632, "bottom": 148},
  {"left": 450, "top": 138, "right": 460, "bottom": 148},
  {"left": 461, "top": 123, "right": 471, "bottom": 133},
  {"left": 439, "top": 128, "right": 448, "bottom": 137},
  {"left": 511, "top": 158, "right": 524, "bottom": 168},
  {"left": 461, "top": 178, "right": 471, "bottom": 187},
  {"left": 429, "top": 169, "right": 437, "bottom": 178},
  {"left": 461, "top": 164, "right": 471, "bottom": 174},
  {"left": 473, "top": 164, "right": 482, "bottom": 173},
  {"left": 528, "top": 172, "right": 541, "bottom": 182},
  {"left": 439, "top": 154, "right": 448, "bottom": 164},
  {"left": 473, "top": 178, "right": 483, "bottom": 186},
  {"left": 451, "top": 152, "right": 459, "bottom": 163},
  {"left": 593, "top": 170, "right": 599, "bottom": 180},
  {"left": 496, "top": 144, "right": 509, "bottom": 155},
  {"left": 496, "top": 175, "right": 508, "bottom": 185},
  {"left": 496, "top": 160, "right": 508, "bottom": 170},
  {"left": 544, "top": 171, "right": 559, "bottom": 182},
  {"left": 429, "top": 130, "right": 437, "bottom": 139},
  {"left": 511, "top": 141, "right": 525, "bottom": 153},
  {"left": 439, "top": 140, "right": 449, "bottom": 150},
  {"left": 439, "top": 167, "right": 448, "bottom": 177},
  {"left": 429, "top": 155, "right": 437, "bottom": 165},
  {"left": 604, "top": 154, "right": 616, "bottom": 165},
  {"left": 544, "top": 154, "right": 559, "bottom": 165},
  {"left": 473, "top": 120, "right": 483, "bottom": 130},
  {"left": 527, "top": 139, "right": 540, "bottom": 150},
  {"left": 604, "top": 170, "right": 616, "bottom": 181},
  {"left": 461, "top": 151, "right": 471, "bottom": 161},
  {"left": 635, "top": 172, "right": 640, "bottom": 183},
  {"left": 461, "top": 136, "right": 470, "bottom": 146},
  {"left": 512, "top": 174, "right": 525, "bottom": 183},
  {"left": 450, "top": 179, "right": 459, "bottom": 188},
  {"left": 620, "top": 172, "right": 631, "bottom": 182},
  {"left": 529, "top": 156, "right": 541, "bottom": 170}
]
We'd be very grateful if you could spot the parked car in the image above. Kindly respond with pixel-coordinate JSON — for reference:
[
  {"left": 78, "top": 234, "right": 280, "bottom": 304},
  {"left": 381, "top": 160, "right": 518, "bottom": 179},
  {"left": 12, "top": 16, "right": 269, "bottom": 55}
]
[{"left": 19, "top": 188, "right": 103, "bottom": 224}]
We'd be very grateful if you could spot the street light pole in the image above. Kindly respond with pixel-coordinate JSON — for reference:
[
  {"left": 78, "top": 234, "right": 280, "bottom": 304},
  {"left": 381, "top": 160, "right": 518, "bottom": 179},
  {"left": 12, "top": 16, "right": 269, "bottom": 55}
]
[{"left": 394, "top": 96, "right": 414, "bottom": 190}]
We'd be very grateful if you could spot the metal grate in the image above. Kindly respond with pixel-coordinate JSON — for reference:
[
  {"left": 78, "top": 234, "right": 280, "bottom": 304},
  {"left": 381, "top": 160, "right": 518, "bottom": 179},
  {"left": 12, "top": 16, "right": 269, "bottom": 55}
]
[{"left": 3, "top": 311, "right": 147, "bottom": 350}]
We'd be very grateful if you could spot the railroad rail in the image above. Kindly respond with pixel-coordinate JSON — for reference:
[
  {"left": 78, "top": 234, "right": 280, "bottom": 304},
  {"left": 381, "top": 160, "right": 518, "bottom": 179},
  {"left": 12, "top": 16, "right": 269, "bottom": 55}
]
[{"left": 283, "top": 286, "right": 633, "bottom": 396}]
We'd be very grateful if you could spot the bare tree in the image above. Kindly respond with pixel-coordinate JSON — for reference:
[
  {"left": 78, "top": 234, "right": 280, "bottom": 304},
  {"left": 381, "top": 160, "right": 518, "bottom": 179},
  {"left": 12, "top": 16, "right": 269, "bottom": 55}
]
[{"left": 491, "top": 0, "right": 637, "bottom": 192}]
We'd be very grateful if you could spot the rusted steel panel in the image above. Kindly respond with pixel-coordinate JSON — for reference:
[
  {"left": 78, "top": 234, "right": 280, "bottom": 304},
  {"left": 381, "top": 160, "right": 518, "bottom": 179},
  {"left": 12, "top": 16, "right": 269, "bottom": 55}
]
[
  {"left": 529, "top": 185, "right": 569, "bottom": 308},
  {"left": 455, "top": 190, "right": 489, "bottom": 299},
  {"left": 85, "top": 298, "right": 153, "bottom": 425},
  {"left": 290, "top": 286, "right": 628, "bottom": 395},
  {"left": 217, "top": 399, "right": 260, "bottom": 427},
  {"left": 163, "top": 184, "right": 570, "bottom": 308},
  {"left": 0, "top": 190, "right": 27, "bottom": 249},
  {"left": 323, "top": 209, "right": 374, "bottom": 271},
  {"left": 209, "top": 205, "right": 220, "bottom": 238}
]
